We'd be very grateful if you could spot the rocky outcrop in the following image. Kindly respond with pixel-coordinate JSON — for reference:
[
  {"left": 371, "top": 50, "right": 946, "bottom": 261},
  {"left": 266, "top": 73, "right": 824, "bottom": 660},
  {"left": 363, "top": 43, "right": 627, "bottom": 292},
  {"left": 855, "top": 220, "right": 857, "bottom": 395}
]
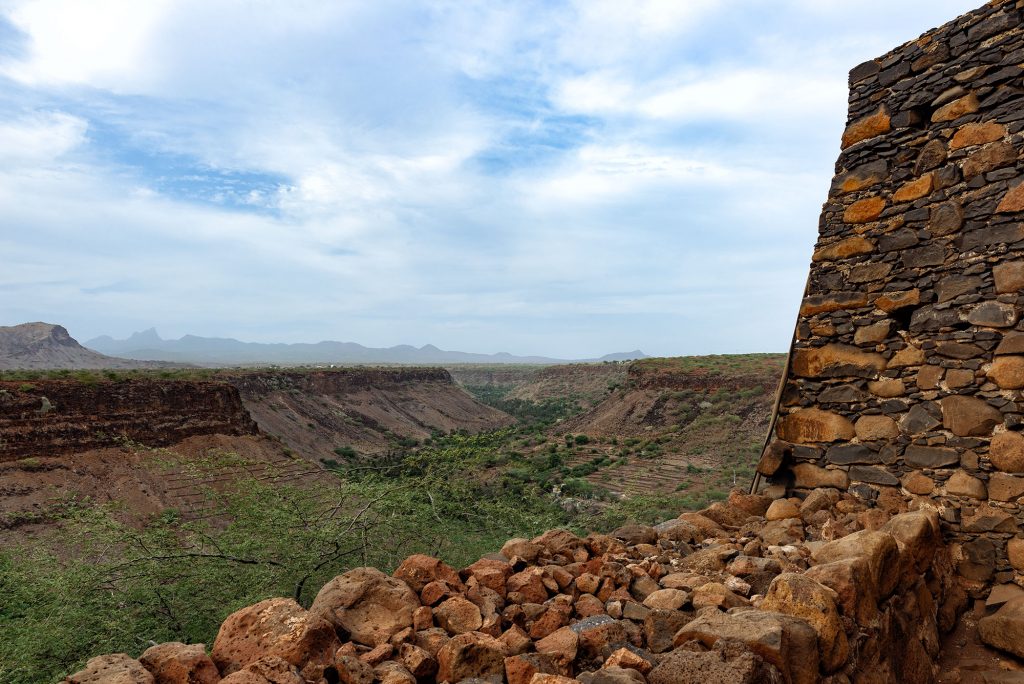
[
  {"left": 757, "top": 0, "right": 1024, "bottom": 597},
  {"left": 0, "top": 379, "right": 257, "bottom": 461},
  {"left": 67, "top": 489, "right": 960, "bottom": 683}
]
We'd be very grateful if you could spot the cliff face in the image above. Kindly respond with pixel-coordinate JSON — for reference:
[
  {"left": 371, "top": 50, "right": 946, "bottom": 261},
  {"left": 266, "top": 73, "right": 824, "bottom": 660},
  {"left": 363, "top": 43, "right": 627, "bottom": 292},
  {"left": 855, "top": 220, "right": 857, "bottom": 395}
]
[
  {"left": 0, "top": 379, "right": 258, "bottom": 461},
  {"left": 0, "top": 322, "right": 159, "bottom": 370},
  {"left": 231, "top": 368, "right": 514, "bottom": 461},
  {"left": 758, "top": 0, "right": 1024, "bottom": 591}
]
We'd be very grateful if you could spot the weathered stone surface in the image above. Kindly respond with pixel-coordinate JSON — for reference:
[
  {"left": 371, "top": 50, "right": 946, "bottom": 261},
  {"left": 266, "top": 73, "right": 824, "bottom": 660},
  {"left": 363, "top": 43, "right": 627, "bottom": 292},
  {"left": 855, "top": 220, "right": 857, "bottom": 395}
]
[
  {"left": 139, "top": 643, "right": 219, "bottom": 684},
  {"left": 855, "top": 414, "right": 897, "bottom": 441},
  {"left": 826, "top": 443, "right": 878, "bottom": 465},
  {"left": 394, "top": 555, "right": 464, "bottom": 594},
  {"left": 804, "top": 558, "right": 877, "bottom": 627},
  {"left": 929, "top": 201, "right": 964, "bottom": 236},
  {"left": 435, "top": 632, "right": 506, "bottom": 683},
  {"left": 989, "top": 431, "right": 1024, "bottom": 473},
  {"left": 902, "top": 471, "right": 934, "bottom": 495},
  {"left": 995, "top": 262, "right": 1024, "bottom": 294},
  {"left": 435, "top": 596, "right": 483, "bottom": 635},
  {"left": 843, "top": 197, "right": 886, "bottom": 224},
  {"left": 963, "top": 141, "right": 1017, "bottom": 179},
  {"left": 311, "top": 568, "right": 419, "bottom": 647},
  {"left": 647, "top": 642, "right": 783, "bottom": 684},
  {"left": 932, "top": 92, "right": 980, "bottom": 122},
  {"left": 867, "top": 378, "right": 905, "bottom": 397},
  {"left": 875, "top": 289, "right": 920, "bottom": 312},
  {"left": 765, "top": 498, "right": 800, "bottom": 521},
  {"left": 67, "top": 654, "right": 155, "bottom": 684},
  {"left": 791, "top": 463, "right": 849, "bottom": 489},
  {"left": 964, "top": 504, "right": 1016, "bottom": 533},
  {"left": 219, "top": 656, "right": 304, "bottom": 684},
  {"left": 842, "top": 107, "right": 891, "bottom": 149},
  {"left": 849, "top": 465, "right": 899, "bottom": 486},
  {"left": 969, "top": 302, "right": 1018, "bottom": 328},
  {"left": 893, "top": 174, "right": 933, "bottom": 203},
  {"left": 799, "top": 292, "right": 869, "bottom": 315},
  {"left": 946, "top": 470, "right": 987, "bottom": 499},
  {"left": 791, "top": 344, "right": 885, "bottom": 378},
  {"left": 777, "top": 408, "right": 854, "bottom": 444},
  {"left": 979, "top": 596, "right": 1024, "bottom": 658},
  {"left": 832, "top": 160, "right": 888, "bottom": 195},
  {"left": 990, "top": 473, "right": 1024, "bottom": 502},
  {"left": 213, "top": 598, "right": 339, "bottom": 679},
  {"left": 812, "top": 237, "right": 874, "bottom": 262},
  {"left": 903, "top": 445, "right": 959, "bottom": 469},
  {"left": 996, "top": 182, "right": 1024, "bottom": 213},
  {"left": 961, "top": 537, "right": 996, "bottom": 582},
  {"left": 761, "top": 573, "right": 847, "bottom": 672},
  {"left": 813, "top": 530, "right": 899, "bottom": 598},
  {"left": 950, "top": 121, "right": 1006, "bottom": 150},
  {"left": 901, "top": 401, "right": 942, "bottom": 434},
  {"left": 674, "top": 610, "right": 819, "bottom": 684},
  {"left": 941, "top": 395, "right": 1002, "bottom": 437},
  {"left": 989, "top": 356, "right": 1024, "bottom": 389},
  {"left": 1009, "top": 538, "right": 1024, "bottom": 572}
]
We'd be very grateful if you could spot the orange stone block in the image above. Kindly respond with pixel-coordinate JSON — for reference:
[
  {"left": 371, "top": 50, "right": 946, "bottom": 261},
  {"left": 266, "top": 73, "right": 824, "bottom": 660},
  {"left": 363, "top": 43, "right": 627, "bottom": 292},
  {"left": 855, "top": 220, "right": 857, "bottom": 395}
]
[
  {"left": 875, "top": 289, "right": 920, "bottom": 312},
  {"left": 841, "top": 108, "right": 891, "bottom": 149},
  {"left": 893, "top": 174, "right": 933, "bottom": 203},
  {"left": 932, "top": 93, "right": 980, "bottom": 123},
  {"left": 844, "top": 197, "right": 886, "bottom": 224},
  {"left": 812, "top": 236, "right": 875, "bottom": 262},
  {"left": 950, "top": 122, "right": 1006, "bottom": 150},
  {"left": 996, "top": 183, "right": 1024, "bottom": 213}
]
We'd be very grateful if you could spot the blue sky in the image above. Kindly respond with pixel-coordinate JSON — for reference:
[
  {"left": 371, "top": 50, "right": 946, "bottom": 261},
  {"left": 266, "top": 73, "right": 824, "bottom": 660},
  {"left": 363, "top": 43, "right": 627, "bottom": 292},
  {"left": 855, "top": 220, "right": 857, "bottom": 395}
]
[{"left": 0, "top": 0, "right": 981, "bottom": 358}]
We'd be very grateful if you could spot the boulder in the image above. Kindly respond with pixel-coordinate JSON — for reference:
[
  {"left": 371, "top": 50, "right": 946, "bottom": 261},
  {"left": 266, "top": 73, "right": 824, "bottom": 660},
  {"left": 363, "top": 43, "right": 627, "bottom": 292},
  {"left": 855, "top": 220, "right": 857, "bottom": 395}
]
[
  {"left": 504, "top": 653, "right": 563, "bottom": 684},
  {"left": 804, "top": 557, "right": 877, "bottom": 627},
  {"left": 979, "top": 596, "right": 1024, "bottom": 659},
  {"left": 765, "top": 499, "right": 800, "bottom": 521},
  {"left": 139, "top": 643, "right": 219, "bottom": 684},
  {"left": 812, "top": 530, "right": 899, "bottom": 599},
  {"left": 334, "top": 655, "right": 374, "bottom": 684},
  {"left": 212, "top": 598, "right": 339, "bottom": 680},
  {"left": 946, "top": 470, "right": 987, "bottom": 499},
  {"left": 674, "top": 610, "right": 819, "bottom": 684},
  {"left": 436, "top": 632, "right": 507, "bottom": 683},
  {"left": 760, "top": 573, "right": 848, "bottom": 672},
  {"left": 66, "top": 654, "right": 155, "bottom": 684},
  {"left": 647, "top": 641, "right": 784, "bottom": 684},
  {"left": 218, "top": 656, "right": 304, "bottom": 684},
  {"left": 611, "top": 524, "right": 658, "bottom": 546},
  {"left": 435, "top": 596, "right": 484, "bottom": 635},
  {"left": 393, "top": 554, "right": 464, "bottom": 594},
  {"left": 310, "top": 567, "right": 419, "bottom": 646}
]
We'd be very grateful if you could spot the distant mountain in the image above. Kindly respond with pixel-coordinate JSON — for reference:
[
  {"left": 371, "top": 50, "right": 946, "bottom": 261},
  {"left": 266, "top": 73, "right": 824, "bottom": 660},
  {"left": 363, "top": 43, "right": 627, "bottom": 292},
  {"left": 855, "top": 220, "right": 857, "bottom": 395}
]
[
  {"left": 86, "top": 329, "right": 649, "bottom": 366},
  {"left": 0, "top": 323, "right": 172, "bottom": 370}
]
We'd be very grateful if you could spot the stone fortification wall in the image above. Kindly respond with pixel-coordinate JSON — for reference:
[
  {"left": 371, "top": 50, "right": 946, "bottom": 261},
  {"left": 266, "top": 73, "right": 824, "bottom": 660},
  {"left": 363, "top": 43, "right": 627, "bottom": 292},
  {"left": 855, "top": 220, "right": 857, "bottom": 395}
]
[{"left": 757, "top": 0, "right": 1024, "bottom": 590}]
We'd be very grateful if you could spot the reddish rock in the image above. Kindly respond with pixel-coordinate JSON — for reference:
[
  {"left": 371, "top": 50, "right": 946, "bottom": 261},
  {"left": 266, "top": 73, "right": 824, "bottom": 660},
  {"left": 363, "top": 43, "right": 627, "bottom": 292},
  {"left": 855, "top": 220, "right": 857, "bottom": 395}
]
[
  {"left": 212, "top": 598, "right": 339, "bottom": 680},
  {"left": 374, "top": 661, "right": 416, "bottom": 684},
  {"left": 804, "top": 557, "right": 877, "bottom": 627},
  {"left": 310, "top": 568, "right": 419, "bottom": 646},
  {"left": 989, "top": 431, "right": 1024, "bottom": 472},
  {"left": 893, "top": 174, "right": 933, "bottom": 203},
  {"left": 874, "top": 289, "right": 920, "bottom": 313},
  {"left": 393, "top": 554, "right": 464, "bottom": 594},
  {"left": 792, "top": 344, "right": 885, "bottom": 379},
  {"left": 507, "top": 568, "right": 550, "bottom": 604},
  {"left": 674, "top": 610, "right": 819, "bottom": 684},
  {"left": 932, "top": 92, "right": 980, "bottom": 122},
  {"left": 997, "top": 182, "right": 1024, "bottom": 213},
  {"left": 434, "top": 596, "right": 483, "bottom": 635},
  {"left": 979, "top": 596, "right": 1024, "bottom": 658},
  {"left": 66, "top": 654, "right": 155, "bottom": 684},
  {"left": 399, "top": 643, "right": 438, "bottom": 679},
  {"left": 995, "top": 261, "right": 1024, "bottom": 294},
  {"left": 812, "top": 530, "right": 899, "bottom": 599},
  {"left": 761, "top": 573, "right": 847, "bottom": 672},
  {"left": 843, "top": 196, "right": 886, "bottom": 223},
  {"left": 464, "top": 558, "right": 513, "bottom": 598},
  {"left": 988, "top": 473, "right": 1024, "bottom": 501},
  {"left": 436, "top": 632, "right": 507, "bottom": 683},
  {"left": 504, "top": 653, "right": 563, "bottom": 684},
  {"left": 502, "top": 538, "right": 543, "bottom": 562},
  {"left": 812, "top": 237, "right": 875, "bottom": 262},
  {"left": 941, "top": 395, "right": 1002, "bottom": 437},
  {"left": 139, "top": 643, "right": 219, "bottom": 684},
  {"left": 842, "top": 107, "right": 891, "bottom": 148},
  {"left": 218, "top": 656, "right": 304, "bottom": 684},
  {"left": 765, "top": 499, "right": 800, "bottom": 521},
  {"left": 791, "top": 463, "right": 849, "bottom": 490},
  {"left": 989, "top": 356, "right": 1024, "bottom": 389},
  {"left": 950, "top": 121, "right": 1005, "bottom": 149},
  {"left": 334, "top": 655, "right": 374, "bottom": 684}
]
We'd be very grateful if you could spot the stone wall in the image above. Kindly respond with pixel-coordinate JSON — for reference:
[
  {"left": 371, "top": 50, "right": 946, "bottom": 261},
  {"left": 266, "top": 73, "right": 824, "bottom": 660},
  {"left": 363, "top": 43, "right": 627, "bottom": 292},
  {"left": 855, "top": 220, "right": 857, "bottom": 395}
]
[{"left": 757, "top": 0, "right": 1024, "bottom": 592}]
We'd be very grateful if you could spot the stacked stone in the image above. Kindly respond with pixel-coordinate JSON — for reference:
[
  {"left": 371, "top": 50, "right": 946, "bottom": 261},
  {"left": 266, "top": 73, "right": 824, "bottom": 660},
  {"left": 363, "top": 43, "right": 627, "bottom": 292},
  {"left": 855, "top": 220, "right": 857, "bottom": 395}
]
[
  {"left": 65, "top": 490, "right": 963, "bottom": 684},
  {"left": 757, "top": 0, "right": 1024, "bottom": 592}
]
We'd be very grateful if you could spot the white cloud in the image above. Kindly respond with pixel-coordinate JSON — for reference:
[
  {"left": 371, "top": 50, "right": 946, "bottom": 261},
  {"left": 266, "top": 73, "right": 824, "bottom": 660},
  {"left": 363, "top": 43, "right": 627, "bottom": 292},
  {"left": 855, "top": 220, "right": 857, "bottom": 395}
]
[{"left": 0, "top": 111, "right": 87, "bottom": 165}]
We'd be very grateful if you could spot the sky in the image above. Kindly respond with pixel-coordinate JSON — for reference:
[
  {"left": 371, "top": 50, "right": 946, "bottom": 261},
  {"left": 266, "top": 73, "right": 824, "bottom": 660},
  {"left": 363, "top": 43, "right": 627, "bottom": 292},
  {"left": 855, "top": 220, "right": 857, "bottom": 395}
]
[{"left": 0, "top": 0, "right": 982, "bottom": 359}]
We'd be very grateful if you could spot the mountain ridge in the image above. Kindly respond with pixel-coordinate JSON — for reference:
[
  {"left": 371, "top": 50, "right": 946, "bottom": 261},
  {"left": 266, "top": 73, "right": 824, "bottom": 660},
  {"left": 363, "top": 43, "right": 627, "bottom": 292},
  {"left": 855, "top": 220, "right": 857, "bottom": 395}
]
[{"left": 85, "top": 328, "right": 647, "bottom": 366}]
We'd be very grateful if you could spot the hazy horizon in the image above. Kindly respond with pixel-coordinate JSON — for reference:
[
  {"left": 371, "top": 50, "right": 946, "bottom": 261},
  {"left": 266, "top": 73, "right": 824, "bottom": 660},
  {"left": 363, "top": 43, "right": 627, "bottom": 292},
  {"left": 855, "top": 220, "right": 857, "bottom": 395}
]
[{"left": 1, "top": 0, "right": 980, "bottom": 358}]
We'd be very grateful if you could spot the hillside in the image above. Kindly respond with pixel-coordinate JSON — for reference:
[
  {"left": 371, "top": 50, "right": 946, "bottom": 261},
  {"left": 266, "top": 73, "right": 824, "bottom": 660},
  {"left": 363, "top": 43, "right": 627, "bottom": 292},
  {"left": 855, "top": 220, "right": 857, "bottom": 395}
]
[
  {"left": 539, "top": 355, "right": 785, "bottom": 497},
  {"left": 0, "top": 323, "right": 168, "bottom": 370}
]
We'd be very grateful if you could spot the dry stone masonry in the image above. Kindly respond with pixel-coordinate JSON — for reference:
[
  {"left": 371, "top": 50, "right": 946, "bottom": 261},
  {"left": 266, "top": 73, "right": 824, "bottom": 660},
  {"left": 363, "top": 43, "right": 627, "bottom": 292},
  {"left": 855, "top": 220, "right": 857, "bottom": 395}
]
[
  {"left": 66, "top": 491, "right": 963, "bottom": 684},
  {"left": 757, "top": 0, "right": 1024, "bottom": 599}
]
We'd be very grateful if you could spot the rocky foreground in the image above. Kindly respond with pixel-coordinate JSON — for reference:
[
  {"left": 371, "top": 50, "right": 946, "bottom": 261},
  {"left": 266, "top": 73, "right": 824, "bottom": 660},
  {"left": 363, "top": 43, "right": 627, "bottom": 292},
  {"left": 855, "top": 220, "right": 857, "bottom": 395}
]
[{"left": 65, "top": 489, "right": 1020, "bottom": 684}]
